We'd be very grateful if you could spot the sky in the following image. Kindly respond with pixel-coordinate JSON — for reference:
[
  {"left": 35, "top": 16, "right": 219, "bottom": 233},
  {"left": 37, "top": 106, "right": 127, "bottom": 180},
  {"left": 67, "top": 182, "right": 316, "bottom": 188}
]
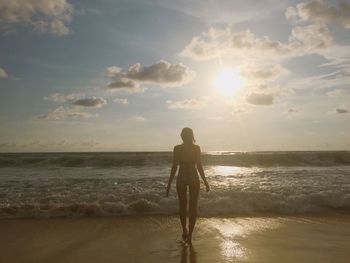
[{"left": 0, "top": 0, "right": 349, "bottom": 152}]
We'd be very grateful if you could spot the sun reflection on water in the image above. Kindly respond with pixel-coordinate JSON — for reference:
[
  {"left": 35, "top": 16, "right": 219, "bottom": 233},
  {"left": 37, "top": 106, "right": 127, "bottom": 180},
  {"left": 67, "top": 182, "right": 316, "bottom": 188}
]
[
  {"left": 214, "top": 220, "right": 246, "bottom": 261},
  {"left": 210, "top": 166, "right": 243, "bottom": 176},
  {"left": 205, "top": 165, "right": 265, "bottom": 190},
  {"left": 205, "top": 218, "right": 281, "bottom": 262},
  {"left": 221, "top": 240, "right": 245, "bottom": 260}
]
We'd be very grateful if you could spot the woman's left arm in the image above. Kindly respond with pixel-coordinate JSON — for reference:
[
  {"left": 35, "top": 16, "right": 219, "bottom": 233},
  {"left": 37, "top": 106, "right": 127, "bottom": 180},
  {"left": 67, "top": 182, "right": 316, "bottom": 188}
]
[{"left": 196, "top": 146, "right": 210, "bottom": 192}]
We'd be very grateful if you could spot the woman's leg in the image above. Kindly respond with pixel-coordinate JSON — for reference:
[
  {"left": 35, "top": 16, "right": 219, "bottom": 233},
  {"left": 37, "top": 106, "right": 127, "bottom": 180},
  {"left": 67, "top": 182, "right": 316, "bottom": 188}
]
[
  {"left": 188, "top": 178, "right": 200, "bottom": 242},
  {"left": 176, "top": 178, "right": 188, "bottom": 239}
]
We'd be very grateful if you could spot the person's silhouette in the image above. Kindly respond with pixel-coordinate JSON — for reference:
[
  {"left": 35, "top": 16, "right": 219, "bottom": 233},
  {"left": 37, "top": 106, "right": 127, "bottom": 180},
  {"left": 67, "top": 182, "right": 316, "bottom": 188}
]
[{"left": 166, "top": 127, "right": 210, "bottom": 243}]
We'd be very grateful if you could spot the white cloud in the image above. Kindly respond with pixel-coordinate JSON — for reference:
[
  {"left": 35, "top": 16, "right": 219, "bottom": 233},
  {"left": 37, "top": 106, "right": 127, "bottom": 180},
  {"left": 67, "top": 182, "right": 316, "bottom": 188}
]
[
  {"left": 131, "top": 115, "right": 148, "bottom": 122},
  {"left": 180, "top": 36, "right": 219, "bottom": 61},
  {"left": 244, "top": 82, "right": 293, "bottom": 99},
  {"left": 286, "top": 0, "right": 350, "bottom": 29},
  {"left": 36, "top": 106, "right": 97, "bottom": 120},
  {"left": 166, "top": 98, "right": 207, "bottom": 109},
  {"left": 335, "top": 107, "right": 348, "bottom": 114},
  {"left": 238, "top": 63, "right": 292, "bottom": 109},
  {"left": 0, "top": 67, "right": 8, "bottom": 78},
  {"left": 105, "top": 60, "right": 195, "bottom": 91},
  {"left": 285, "top": 64, "right": 350, "bottom": 92},
  {"left": 180, "top": 21, "right": 334, "bottom": 61},
  {"left": 320, "top": 68, "right": 350, "bottom": 80},
  {"left": 113, "top": 98, "right": 129, "bottom": 105},
  {"left": 0, "top": 0, "right": 74, "bottom": 36},
  {"left": 232, "top": 106, "right": 254, "bottom": 115},
  {"left": 289, "top": 23, "right": 333, "bottom": 49},
  {"left": 43, "top": 92, "right": 84, "bottom": 103},
  {"left": 241, "top": 64, "right": 289, "bottom": 81},
  {"left": 327, "top": 89, "right": 348, "bottom": 97},
  {"left": 72, "top": 97, "right": 107, "bottom": 108},
  {"left": 285, "top": 6, "right": 299, "bottom": 21},
  {"left": 246, "top": 92, "right": 275, "bottom": 106},
  {"left": 180, "top": 27, "right": 289, "bottom": 60}
]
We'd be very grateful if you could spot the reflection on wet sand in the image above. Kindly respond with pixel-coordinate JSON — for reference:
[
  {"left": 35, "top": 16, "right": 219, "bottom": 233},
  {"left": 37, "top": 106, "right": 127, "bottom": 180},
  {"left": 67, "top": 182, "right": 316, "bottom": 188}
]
[
  {"left": 180, "top": 243, "right": 197, "bottom": 263},
  {"left": 204, "top": 218, "right": 281, "bottom": 262}
]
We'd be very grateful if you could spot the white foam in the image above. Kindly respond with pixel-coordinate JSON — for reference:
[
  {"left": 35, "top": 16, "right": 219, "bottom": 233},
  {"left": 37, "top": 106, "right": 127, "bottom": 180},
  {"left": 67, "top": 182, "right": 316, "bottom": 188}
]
[{"left": 0, "top": 164, "right": 349, "bottom": 218}]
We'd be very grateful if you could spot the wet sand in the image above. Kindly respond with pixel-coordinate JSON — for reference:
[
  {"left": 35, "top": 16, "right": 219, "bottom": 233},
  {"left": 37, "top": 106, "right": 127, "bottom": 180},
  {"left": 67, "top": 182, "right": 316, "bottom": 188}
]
[{"left": 0, "top": 215, "right": 350, "bottom": 263}]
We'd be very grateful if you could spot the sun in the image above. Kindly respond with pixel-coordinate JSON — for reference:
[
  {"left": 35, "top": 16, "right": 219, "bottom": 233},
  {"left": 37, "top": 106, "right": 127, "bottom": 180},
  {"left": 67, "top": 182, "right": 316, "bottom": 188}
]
[{"left": 213, "top": 68, "right": 245, "bottom": 96}]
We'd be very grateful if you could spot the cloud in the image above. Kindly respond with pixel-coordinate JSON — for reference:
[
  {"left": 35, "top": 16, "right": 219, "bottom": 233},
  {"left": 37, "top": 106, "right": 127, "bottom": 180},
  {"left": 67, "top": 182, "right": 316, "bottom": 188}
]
[
  {"left": 335, "top": 107, "right": 348, "bottom": 114},
  {"left": 288, "top": 108, "right": 298, "bottom": 113},
  {"left": 327, "top": 89, "right": 348, "bottom": 97},
  {"left": 277, "top": 86, "right": 295, "bottom": 96},
  {"left": 239, "top": 63, "right": 291, "bottom": 108},
  {"left": 0, "top": 140, "right": 100, "bottom": 150},
  {"left": 180, "top": 21, "right": 333, "bottom": 61},
  {"left": 113, "top": 98, "right": 129, "bottom": 105},
  {"left": 131, "top": 115, "right": 148, "bottom": 122},
  {"left": 286, "top": 1, "right": 350, "bottom": 29},
  {"left": 72, "top": 97, "right": 107, "bottom": 108},
  {"left": 246, "top": 92, "right": 275, "bottom": 106},
  {"left": 208, "top": 116, "right": 224, "bottom": 121},
  {"left": 105, "top": 60, "right": 195, "bottom": 91},
  {"left": 231, "top": 106, "right": 254, "bottom": 115},
  {"left": 78, "top": 141, "right": 99, "bottom": 147},
  {"left": 241, "top": 64, "right": 289, "bottom": 81},
  {"left": 180, "top": 27, "right": 289, "bottom": 60},
  {"left": 289, "top": 23, "right": 333, "bottom": 49},
  {"left": 0, "top": 67, "right": 8, "bottom": 78},
  {"left": 282, "top": 108, "right": 299, "bottom": 119},
  {"left": 286, "top": 63, "right": 350, "bottom": 92},
  {"left": 285, "top": 108, "right": 299, "bottom": 114},
  {"left": 166, "top": 98, "right": 207, "bottom": 109},
  {"left": 36, "top": 106, "right": 97, "bottom": 120},
  {"left": 43, "top": 92, "right": 84, "bottom": 103},
  {"left": 180, "top": 36, "right": 219, "bottom": 61},
  {"left": 0, "top": 0, "right": 74, "bottom": 36},
  {"left": 106, "top": 79, "right": 138, "bottom": 89},
  {"left": 0, "top": 142, "right": 17, "bottom": 148},
  {"left": 245, "top": 82, "right": 293, "bottom": 97},
  {"left": 320, "top": 68, "right": 350, "bottom": 80}
]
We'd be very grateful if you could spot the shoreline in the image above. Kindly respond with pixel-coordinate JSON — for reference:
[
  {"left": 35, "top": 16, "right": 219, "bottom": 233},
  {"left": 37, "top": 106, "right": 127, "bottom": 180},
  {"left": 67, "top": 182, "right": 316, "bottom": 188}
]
[
  {"left": 2, "top": 210, "right": 350, "bottom": 220},
  {"left": 1, "top": 215, "right": 349, "bottom": 263}
]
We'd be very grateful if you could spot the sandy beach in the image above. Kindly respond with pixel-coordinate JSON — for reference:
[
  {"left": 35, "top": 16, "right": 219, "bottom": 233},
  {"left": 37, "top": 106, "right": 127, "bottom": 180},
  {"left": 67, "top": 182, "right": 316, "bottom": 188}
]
[
  {"left": 1, "top": 215, "right": 349, "bottom": 263},
  {"left": 2, "top": 0, "right": 350, "bottom": 261}
]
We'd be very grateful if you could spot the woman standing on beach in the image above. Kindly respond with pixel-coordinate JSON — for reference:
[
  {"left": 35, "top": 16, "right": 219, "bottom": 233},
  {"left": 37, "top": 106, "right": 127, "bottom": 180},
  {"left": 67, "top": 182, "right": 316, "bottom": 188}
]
[{"left": 166, "top": 127, "right": 210, "bottom": 243}]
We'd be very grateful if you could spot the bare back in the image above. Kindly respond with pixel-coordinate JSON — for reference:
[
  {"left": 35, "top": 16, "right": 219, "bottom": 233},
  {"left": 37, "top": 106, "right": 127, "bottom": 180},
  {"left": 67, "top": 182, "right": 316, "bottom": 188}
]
[
  {"left": 174, "top": 144, "right": 200, "bottom": 178},
  {"left": 176, "top": 143, "right": 199, "bottom": 160}
]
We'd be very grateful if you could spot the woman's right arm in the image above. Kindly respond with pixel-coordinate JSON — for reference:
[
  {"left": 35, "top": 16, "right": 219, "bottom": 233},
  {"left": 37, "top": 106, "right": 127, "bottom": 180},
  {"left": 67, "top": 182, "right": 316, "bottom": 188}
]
[
  {"left": 166, "top": 146, "right": 178, "bottom": 197},
  {"left": 196, "top": 146, "right": 210, "bottom": 192}
]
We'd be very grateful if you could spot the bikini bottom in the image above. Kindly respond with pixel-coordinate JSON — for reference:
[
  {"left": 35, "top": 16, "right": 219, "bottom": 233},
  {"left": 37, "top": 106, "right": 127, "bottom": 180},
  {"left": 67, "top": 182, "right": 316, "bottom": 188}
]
[{"left": 176, "top": 174, "right": 200, "bottom": 186}]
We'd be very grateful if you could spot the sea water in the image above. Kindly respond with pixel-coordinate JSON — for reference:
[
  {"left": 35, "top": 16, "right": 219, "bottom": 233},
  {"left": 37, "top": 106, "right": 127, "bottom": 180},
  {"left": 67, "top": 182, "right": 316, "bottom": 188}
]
[{"left": 0, "top": 151, "right": 349, "bottom": 218}]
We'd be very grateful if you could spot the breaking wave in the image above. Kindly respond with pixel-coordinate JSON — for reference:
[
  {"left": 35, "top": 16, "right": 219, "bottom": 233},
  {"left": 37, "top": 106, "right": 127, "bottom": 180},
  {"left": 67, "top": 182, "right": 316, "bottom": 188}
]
[
  {"left": 1, "top": 190, "right": 349, "bottom": 219},
  {"left": 1, "top": 151, "right": 349, "bottom": 219}
]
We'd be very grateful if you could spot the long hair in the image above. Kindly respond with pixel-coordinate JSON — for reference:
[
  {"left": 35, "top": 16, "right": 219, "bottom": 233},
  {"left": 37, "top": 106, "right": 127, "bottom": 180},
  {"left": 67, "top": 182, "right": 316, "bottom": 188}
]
[{"left": 181, "top": 127, "right": 195, "bottom": 145}]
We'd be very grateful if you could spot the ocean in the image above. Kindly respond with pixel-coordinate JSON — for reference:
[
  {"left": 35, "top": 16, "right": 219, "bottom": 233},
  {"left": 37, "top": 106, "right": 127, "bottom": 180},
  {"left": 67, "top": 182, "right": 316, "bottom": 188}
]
[{"left": 0, "top": 151, "right": 350, "bottom": 218}]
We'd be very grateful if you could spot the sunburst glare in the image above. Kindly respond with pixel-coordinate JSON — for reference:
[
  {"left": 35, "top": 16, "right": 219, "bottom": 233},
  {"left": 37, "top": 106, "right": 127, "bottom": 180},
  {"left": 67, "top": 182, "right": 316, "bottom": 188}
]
[{"left": 213, "top": 68, "right": 246, "bottom": 96}]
